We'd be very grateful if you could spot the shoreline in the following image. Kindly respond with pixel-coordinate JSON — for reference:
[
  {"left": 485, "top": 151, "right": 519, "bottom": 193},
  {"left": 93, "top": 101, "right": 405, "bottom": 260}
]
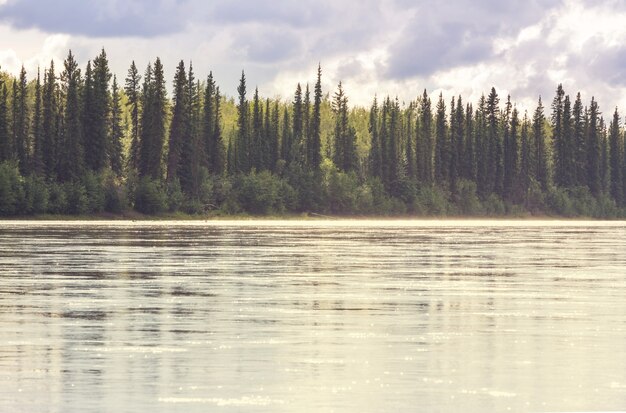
[{"left": 2, "top": 212, "right": 626, "bottom": 226}]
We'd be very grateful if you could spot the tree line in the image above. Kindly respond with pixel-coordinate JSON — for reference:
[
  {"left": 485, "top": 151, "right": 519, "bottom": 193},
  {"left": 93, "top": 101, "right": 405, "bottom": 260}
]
[{"left": 0, "top": 49, "right": 625, "bottom": 217}]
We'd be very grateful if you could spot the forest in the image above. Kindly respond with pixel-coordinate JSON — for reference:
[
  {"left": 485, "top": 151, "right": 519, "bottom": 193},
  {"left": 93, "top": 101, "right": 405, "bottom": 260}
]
[{"left": 0, "top": 49, "right": 625, "bottom": 218}]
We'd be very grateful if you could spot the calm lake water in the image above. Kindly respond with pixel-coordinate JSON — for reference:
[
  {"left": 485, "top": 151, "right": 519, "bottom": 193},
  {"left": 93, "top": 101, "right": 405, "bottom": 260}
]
[{"left": 1, "top": 220, "right": 626, "bottom": 412}]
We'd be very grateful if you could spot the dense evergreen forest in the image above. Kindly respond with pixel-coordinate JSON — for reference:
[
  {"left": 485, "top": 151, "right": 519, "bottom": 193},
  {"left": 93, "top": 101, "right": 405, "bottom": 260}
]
[{"left": 1, "top": 49, "right": 625, "bottom": 217}]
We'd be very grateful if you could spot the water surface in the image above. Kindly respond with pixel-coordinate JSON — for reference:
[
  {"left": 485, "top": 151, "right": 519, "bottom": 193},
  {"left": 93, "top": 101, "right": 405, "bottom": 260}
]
[{"left": 1, "top": 220, "right": 625, "bottom": 412}]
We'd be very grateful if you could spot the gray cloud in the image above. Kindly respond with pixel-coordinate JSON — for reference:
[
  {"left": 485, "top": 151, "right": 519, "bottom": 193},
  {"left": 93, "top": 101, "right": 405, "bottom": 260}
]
[
  {"left": 0, "top": 0, "right": 188, "bottom": 37},
  {"left": 231, "top": 26, "right": 302, "bottom": 64},
  {"left": 386, "top": 0, "right": 562, "bottom": 78}
]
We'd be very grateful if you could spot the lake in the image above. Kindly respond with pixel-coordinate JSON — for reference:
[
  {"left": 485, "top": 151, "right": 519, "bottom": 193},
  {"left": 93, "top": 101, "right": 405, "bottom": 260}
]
[{"left": 1, "top": 220, "right": 626, "bottom": 412}]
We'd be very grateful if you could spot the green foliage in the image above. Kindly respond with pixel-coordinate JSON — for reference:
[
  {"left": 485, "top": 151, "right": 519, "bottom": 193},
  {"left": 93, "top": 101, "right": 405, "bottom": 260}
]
[
  {"left": 455, "top": 179, "right": 482, "bottom": 215},
  {"left": 64, "top": 181, "right": 88, "bottom": 215},
  {"left": 414, "top": 185, "right": 449, "bottom": 215},
  {"left": 22, "top": 174, "right": 49, "bottom": 214},
  {"left": 2, "top": 50, "right": 626, "bottom": 219},
  {"left": 235, "top": 170, "right": 294, "bottom": 214},
  {"left": 82, "top": 171, "right": 105, "bottom": 213},
  {"left": 134, "top": 177, "right": 167, "bottom": 214},
  {"left": 0, "top": 161, "right": 22, "bottom": 215}
]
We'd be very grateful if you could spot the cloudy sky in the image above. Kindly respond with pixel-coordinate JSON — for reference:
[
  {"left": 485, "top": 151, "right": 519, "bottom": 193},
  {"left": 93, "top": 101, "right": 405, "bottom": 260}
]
[{"left": 1, "top": 0, "right": 626, "bottom": 114}]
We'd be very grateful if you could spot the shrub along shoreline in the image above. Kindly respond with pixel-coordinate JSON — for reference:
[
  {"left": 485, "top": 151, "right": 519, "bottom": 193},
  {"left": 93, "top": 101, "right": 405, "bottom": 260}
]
[{"left": 1, "top": 160, "right": 624, "bottom": 219}]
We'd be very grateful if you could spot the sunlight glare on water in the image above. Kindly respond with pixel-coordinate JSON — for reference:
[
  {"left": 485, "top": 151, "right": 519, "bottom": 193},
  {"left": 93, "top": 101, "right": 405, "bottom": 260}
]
[{"left": 0, "top": 220, "right": 625, "bottom": 412}]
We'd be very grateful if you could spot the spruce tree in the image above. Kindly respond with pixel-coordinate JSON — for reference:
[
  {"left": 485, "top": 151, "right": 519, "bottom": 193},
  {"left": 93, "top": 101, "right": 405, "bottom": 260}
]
[
  {"left": 89, "top": 49, "right": 111, "bottom": 171},
  {"left": 59, "top": 51, "right": 84, "bottom": 182},
  {"left": 608, "top": 109, "right": 622, "bottom": 203},
  {"left": 463, "top": 103, "right": 475, "bottom": 181},
  {"left": 419, "top": 90, "right": 433, "bottom": 184},
  {"left": 13, "top": 67, "right": 29, "bottom": 173},
  {"left": 0, "top": 69, "right": 10, "bottom": 163},
  {"left": 166, "top": 60, "right": 189, "bottom": 183},
  {"left": 520, "top": 112, "right": 532, "bottom": 193},
  {"left": 302, "top": 84, "right": 311, "bottom": 167},
  {"left": 551, "top": 84, "right": 565, "bottom": 187},
  {"left": 405, "top": 102, "right": 416, "bottom": 181},
  {"left": 270, "top": 100, "right": 280, "bottom": 171},
  {"left": 532, "top": 97, "right": 549, "bottom": 191},
  {"left": 236, "top": 71, "right": 249, "bottom": 173},
  {"left": 281, "top": 107, "right": 291, "bottom": 168},
  {"left": 368, "top": 97, "right": 381, "bottom": 179},
  {"left": 572, "top": 93, "right": 586, "bottom": 187},
  {"left": 475, "top": 95, "right": 488, "bottom": 195},
  {"left": 42, "top": 62, "right": 58, "bottom": 179},
  {"left": 333, "top": 82, "right": 349, "bottom": 171},
  {"left": 289, "top": 83, "right": 303, "bottom": 164},
  {"left": 434, "top": 93, "right": 448, "bottom": 185},
  {"left": 32, "top": 68, "right": 44, "bottom": 175},
  {"left": 587, "top": 97, "right": 601, "bottom": 195},
  {"left": 561, "top": 95, "right": 574, "bottom": 187},
  {"left": 451, "top": 96, "right": 464, "bottom": 192},
  {"left": 309, "top": 64, "right": 322, "bottom": 171},
  {"left": 486, "top": 87, "right": 501, "bottom": 195},
  {"left": 179, "top": 62, "right": 202, "bottom": 196},
  {"left": 139, "top": 58, "right": 167, "bottom": 179},
  {"left": 109, "top": 75, "right": 124, "bottom": 177},
  {"left": 251, "top": 87, "right": 262, "bottom": 170},
  {"left": 504, "top": 104, "right": 519, "bottom": 199},
  {"left": 125, "top": 61, "right": 141, "bottom": 171},
  {"left": 202, "top": 72, "right": 215, "bottom": 170},
  {"left": 212, "top": 86, "right": 223, "bottom": 175}
]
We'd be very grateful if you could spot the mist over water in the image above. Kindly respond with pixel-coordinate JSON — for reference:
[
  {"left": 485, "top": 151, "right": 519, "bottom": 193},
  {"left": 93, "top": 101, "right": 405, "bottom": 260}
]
[{"left": 1, "top": 220, "right": 626, "bottom": 412}]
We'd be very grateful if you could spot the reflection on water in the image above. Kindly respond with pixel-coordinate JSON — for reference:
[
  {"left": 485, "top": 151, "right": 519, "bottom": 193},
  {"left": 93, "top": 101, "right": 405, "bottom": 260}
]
[{"left": 1, "top": 220, "right": 626, "bottom": 412}]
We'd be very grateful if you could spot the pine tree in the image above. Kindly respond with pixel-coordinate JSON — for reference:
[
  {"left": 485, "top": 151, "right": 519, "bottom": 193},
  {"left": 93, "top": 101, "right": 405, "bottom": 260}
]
[
  {"left": 88, "top": 49, "right": 111, "bottom": 171},
  {"left": 212, "top": 86, "right": 223, "bottom": 175},
  {"left": 368, "top": 97, "right": 381, "bottom": 179},
  {"left": 109, "top": 75, "right": 124, "bottom": 177},
  {"left": 608, "top": 109, "right": 622, "bottom": 203},
  {"left": 551, "top": 84, "right": 566, "bottom": 187},
  {"left": 600, "top": 117, "right": 610, "bottom": 194},
  {"left": 270, "top": 100, "right": 280, "bottom": 171},
  {"left": 434, "top": 93, "right": 448, "bottom": 185},
  {"left": 59, "top": 51, "right": 84, "bottom": 182},
  {"left": 13, "top": 66, "right": 29, "bottom": 173},
  {"left": 251, "top": 87, "right": 263, "bottom": 170},
  {"left": 262, "top": 98, "right": 272, "bottom": 170},
  {"left": 236, "top": 71, "right": 249, "bottom": 173},
  {"left": 82, "top": 61, "right": 96, "bottom": 168},
  {"left": 281, "top": 107, "right": 291, "bottom": 168},
  {"left": 42, "top": 61, "right": 58, "bottom": 179},
  {"left": 179, "top": 62, "right": 202, "bottom": 196},
  {"left": 587, "top": 97, "right": 601, "bottom": 195},
  {"left": 31, "top": 68, "right": 44, "bottom": 175},
  {"left": 203, "top": 72, "right": 222, "bottom": 174},
  {"left": 475, "top": 95, "right": 488, "bottom": 195},
  {"left": 419, "top": 90, "right": 433, "bottom": 184},
  {"left": 309, "top": 64, "right": 322, "bottom": 171},
  {"left": 450, "top": 96, "right": 464, "bottom": 192},
  {"left": 486, "top": 87, "right": 501, "bottom": 195},
  {"left": 463, "top": 103, "right": 475, "bottom": 181},
  {"left": 0, "top": 72, "right": 9, "bottom": 163},
  {"left": 520, "top": 112, "right": 532, "bottom": 193},
  {"left": 290, "top": 83, "right": 303, "bottom": 164},
  {"left": 139, "top": 58, "right": 167, "bottom": 179},
  {"left": 166, "top": 60, "right": 188, "bottom": 183},
  {"left": 380, "top": 98, "right": 390, "bottom": 185},
  {"left": 405, "top": 102, "right": 416, "bottom": 181},
  {"left": 532, "top": 97, "right": 549, "bottom": 191},
  {"left": 125, "top": 61, "right": 141, "bottom": 171},
  {"left": 332, "top": 82, "right": 350, "bottom": 171},
  {"left": 303, "top": 84, "right": 311, "bottom": 167},
  {"left": 504, "top": 104, "right": 519, "bottom": 199},
  {"left": 572, "top": 93, "right": 586, "bottom": 187},
  {"left": 561, "top": 95, "right": 574, "bottom": 187}
]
